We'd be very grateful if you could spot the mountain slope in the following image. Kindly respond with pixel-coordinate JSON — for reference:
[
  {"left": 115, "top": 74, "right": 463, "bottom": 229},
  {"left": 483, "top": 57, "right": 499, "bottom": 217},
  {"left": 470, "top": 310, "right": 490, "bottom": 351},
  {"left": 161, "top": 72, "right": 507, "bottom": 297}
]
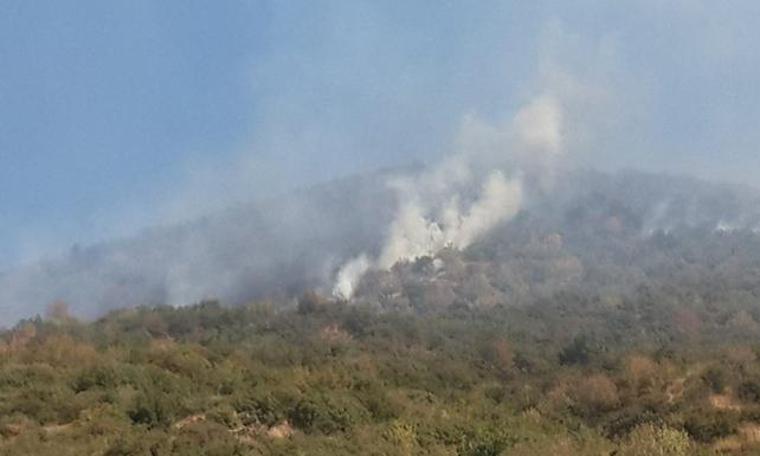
[{"left": 2, "top": 167, "right": 760, "bottom": 326}]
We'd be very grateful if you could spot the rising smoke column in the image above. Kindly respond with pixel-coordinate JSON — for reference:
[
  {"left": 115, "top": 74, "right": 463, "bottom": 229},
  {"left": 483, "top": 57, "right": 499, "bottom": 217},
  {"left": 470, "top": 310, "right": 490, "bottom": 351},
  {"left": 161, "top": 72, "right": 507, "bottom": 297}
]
[
  {"left": 332, "top": 94, "right": 564, "bottom": 300},
  {"left": 331, "top": 254, "right": 371, "bottom": 303}
]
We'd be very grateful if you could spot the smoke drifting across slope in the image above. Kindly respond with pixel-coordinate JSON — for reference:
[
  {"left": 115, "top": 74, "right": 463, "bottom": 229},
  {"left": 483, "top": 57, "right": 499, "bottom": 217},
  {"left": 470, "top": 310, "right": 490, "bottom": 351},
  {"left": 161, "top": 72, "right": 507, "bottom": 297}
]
[
  {"left": 0, "top": 172, "right": 400, "bottom": 326},
  {"left": 0, "top": 90, "right": 570, "bottom": 325},
  {"left": 2, "top": 14, "right": 755, "bottom": 325},
  {"left": 332, "top": 94, "right": 564, "bottom": 299},
  {"left": 3, "top": 151, "right": 760, "bottom": 326}
]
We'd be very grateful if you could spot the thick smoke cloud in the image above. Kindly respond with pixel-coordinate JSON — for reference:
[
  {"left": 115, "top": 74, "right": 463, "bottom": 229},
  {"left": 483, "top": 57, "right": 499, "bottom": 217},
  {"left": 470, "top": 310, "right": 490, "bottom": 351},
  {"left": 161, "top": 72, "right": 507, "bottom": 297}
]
[{"left": 332, "top": 94, "right": 564, "bottom": 299}]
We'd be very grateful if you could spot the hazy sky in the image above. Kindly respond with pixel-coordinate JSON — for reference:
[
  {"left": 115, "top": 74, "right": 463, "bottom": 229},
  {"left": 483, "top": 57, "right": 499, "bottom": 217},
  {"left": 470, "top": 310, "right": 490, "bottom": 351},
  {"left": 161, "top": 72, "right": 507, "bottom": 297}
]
[{"left": 1, "top": 1, "right": 759, "bottom": 266}]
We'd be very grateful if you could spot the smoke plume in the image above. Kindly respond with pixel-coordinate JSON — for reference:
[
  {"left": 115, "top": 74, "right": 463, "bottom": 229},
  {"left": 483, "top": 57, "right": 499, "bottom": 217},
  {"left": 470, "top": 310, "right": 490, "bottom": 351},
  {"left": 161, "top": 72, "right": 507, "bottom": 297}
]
[{"left": 332, "top": 94, "right": 564, "bottom": 299}]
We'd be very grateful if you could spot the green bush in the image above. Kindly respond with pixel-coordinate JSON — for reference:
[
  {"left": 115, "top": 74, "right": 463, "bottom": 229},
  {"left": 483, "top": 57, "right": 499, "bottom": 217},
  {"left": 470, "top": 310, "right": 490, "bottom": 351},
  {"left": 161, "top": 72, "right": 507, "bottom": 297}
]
[{"left": 618, "top": 423, "right": 693, "bottom": 456}]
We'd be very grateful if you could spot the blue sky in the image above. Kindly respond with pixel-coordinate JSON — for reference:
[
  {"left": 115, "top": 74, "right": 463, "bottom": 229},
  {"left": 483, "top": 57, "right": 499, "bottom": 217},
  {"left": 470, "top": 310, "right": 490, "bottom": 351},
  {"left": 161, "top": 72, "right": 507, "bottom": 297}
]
[{"left": 1, "top": 1, "right": 760, "bottom": 266}]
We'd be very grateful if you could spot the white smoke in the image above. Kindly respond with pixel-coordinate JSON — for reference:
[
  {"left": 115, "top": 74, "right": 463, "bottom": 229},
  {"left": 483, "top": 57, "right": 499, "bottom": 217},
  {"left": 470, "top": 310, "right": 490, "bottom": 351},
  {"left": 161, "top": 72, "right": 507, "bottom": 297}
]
[
  {"left": 332, "top": 254, "right": 371, "bottom": 300},
  {"left": 332, "top": 94, "right": 564, "bottom": 299},
  {"left": 450, "top": 171, "right": 523, "bottom": 247}
]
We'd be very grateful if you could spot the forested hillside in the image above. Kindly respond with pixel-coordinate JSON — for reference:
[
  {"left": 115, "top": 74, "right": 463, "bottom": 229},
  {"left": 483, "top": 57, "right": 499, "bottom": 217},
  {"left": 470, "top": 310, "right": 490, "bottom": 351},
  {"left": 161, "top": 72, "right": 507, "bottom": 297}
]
[
  {"left": 6, "top": 0, "right": 760, "bottom": 454},
  {"left": 4, "top": 169, "right": 760, "bottom": 454},
  {"left": 0, "top": 274, "right": 760, "bottom": 455},
  {"left": 2, "top": 168, "right": 760, "bottom": 324}
]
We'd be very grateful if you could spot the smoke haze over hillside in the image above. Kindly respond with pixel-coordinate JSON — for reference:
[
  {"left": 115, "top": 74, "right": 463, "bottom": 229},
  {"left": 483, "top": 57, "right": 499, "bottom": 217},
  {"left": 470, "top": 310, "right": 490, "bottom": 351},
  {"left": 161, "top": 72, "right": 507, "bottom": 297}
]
[
  {"left": 2, "top": 2, "right": 760, "bottom": 324},
  {"left": 332, "top": 94, "right": 563, "bottom": 299}
]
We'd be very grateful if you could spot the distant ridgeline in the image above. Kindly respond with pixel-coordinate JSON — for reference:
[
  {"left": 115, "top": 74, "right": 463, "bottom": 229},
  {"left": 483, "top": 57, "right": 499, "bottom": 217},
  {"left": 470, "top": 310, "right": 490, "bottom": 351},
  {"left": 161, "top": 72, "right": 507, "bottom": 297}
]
[{"left": 2, "top": 168, "right": 760, "bottom": 325}]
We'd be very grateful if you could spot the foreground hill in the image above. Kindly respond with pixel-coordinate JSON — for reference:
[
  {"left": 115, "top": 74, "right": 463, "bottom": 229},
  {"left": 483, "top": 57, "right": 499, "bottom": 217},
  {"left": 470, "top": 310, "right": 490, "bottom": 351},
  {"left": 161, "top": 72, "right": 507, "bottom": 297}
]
[{"left": 3, "top": 290, "right": 760, "bottom": 454}]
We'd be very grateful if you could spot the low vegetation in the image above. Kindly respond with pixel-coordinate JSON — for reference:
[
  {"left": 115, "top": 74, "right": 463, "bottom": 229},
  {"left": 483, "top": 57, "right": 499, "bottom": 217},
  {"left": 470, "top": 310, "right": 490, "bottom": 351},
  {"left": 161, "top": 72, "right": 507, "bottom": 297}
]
[{"left": 0, "top": 284, "right": 759, "bottom": 455}]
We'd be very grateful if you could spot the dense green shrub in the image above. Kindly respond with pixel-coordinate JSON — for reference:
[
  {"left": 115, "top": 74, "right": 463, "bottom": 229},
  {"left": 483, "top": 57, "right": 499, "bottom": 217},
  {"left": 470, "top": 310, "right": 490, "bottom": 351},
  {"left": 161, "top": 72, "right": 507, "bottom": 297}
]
[{"left": 2, "top": 291, "right": 760, "bottom": 454}]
